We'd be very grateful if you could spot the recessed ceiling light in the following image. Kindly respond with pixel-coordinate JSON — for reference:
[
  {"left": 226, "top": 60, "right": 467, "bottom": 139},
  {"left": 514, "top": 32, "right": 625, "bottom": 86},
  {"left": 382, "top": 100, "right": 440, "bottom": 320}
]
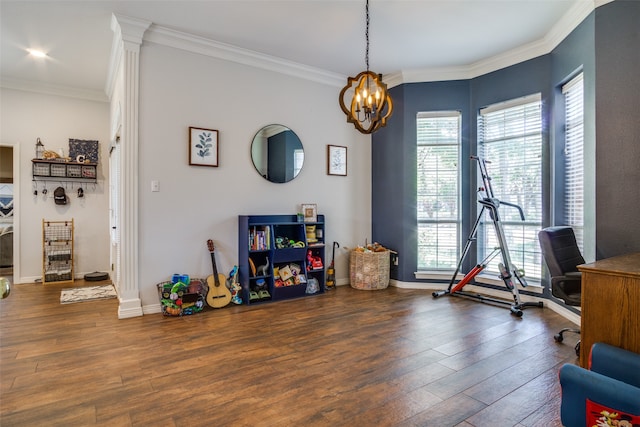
[{"left": 27, "top": 49, "right": 48, "bottom": 58}]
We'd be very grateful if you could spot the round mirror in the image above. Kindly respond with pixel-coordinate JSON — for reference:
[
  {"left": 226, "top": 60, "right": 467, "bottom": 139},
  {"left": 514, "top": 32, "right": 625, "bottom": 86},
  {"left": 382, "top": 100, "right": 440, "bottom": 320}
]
[{"left": 251, "top": 124, "right": 304, "bottom": 183}]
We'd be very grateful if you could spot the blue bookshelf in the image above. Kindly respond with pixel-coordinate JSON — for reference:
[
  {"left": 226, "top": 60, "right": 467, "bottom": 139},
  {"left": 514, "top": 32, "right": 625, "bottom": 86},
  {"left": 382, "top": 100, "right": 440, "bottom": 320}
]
[{"left": 238, "top": 214, "right": 325, "bottom": 305}]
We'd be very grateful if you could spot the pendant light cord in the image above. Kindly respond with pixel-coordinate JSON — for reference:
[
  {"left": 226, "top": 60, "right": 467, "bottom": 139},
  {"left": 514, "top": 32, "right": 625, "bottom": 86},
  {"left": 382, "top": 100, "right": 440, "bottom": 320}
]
[{"left": 365, "top": 0, "right": 370, "bottom": 72}]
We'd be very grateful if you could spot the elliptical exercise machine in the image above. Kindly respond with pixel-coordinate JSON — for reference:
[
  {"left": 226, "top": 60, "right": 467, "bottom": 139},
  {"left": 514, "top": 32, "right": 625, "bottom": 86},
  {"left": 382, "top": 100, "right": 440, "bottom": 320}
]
[{"left": 432, "top": 156, "right": 543, "bottom": 317}]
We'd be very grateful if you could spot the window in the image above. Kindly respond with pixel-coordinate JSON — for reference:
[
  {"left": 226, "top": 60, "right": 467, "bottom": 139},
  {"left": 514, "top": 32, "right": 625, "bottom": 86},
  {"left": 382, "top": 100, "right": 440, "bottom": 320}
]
[
  {"left": 563, "top": 73, "right": 584, "bottom": 251},
  {"left": 478, "top": 95, "right": 543, "bottom": 280},
  {"left": 417, "top": 112, "right": 461, "bottom": 270},
  {"left": 294, "top": 149, "right": 304, "bottom": 177}
]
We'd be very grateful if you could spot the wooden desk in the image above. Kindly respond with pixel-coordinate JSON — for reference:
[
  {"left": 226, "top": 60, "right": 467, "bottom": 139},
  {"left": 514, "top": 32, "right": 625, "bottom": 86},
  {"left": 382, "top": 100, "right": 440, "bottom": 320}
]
[{"left": 578, "top": 252, "right": 640, "bottom": 367}]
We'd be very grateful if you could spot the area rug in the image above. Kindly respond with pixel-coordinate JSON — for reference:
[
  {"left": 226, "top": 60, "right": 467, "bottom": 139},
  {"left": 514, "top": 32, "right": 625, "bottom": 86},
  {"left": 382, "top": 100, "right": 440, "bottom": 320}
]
[{"left": 60, "top": 284, "right": 117, "bottom": 304}]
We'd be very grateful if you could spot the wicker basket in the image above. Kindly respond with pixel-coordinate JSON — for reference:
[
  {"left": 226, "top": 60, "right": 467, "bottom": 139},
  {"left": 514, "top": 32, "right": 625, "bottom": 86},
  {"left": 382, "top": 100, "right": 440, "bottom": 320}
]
[{"left": 350, "top": 250, "right": 390, "bottom": 290}]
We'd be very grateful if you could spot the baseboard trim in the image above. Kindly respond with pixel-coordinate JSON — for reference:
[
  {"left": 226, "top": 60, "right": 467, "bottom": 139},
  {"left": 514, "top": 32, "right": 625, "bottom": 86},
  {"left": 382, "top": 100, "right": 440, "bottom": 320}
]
[
  {"left": 118, "top": 297, "right": 144, "bottom": 319},
  {"left": 142, "top": 303, "right": 163, "bottom": 315}
]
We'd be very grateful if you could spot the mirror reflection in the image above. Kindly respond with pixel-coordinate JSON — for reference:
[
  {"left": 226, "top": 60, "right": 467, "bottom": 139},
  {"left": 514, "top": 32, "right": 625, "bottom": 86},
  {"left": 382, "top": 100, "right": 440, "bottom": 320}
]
[{"left": 251, "top": 124, "right": 304, "bottom": 183}]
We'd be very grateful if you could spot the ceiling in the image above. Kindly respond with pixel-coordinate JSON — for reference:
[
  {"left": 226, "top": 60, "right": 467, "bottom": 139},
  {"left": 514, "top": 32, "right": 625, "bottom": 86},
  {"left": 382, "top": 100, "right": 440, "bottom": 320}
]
[{"left": 1, "top": 1, "right": 601, "bottom": 101}]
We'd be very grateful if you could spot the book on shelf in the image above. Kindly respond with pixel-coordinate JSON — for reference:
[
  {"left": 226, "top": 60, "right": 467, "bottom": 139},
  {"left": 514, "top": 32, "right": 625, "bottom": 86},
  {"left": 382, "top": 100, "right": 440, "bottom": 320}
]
[{"left": 249, "top": 226, "right": 270, "bottom": 250}]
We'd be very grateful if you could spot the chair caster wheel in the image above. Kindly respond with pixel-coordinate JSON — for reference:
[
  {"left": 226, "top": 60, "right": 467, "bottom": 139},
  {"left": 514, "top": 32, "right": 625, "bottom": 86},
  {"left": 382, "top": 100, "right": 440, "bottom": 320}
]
[{"left": 554, "top": 334, "right": 563, "bottom": 343}]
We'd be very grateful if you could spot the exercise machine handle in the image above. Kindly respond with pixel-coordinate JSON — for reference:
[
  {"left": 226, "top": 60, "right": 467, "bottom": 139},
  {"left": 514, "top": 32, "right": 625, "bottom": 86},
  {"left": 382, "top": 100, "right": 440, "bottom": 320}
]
[{"left": 499, "top": 200, "right": 526, "bottom": 221}]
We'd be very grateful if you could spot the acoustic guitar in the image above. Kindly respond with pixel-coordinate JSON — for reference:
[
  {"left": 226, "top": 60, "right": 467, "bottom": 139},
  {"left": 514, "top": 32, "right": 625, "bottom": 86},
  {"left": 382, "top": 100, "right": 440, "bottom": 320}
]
[{"left": 206, "top": 239, "right": 232, "bottom": 308}]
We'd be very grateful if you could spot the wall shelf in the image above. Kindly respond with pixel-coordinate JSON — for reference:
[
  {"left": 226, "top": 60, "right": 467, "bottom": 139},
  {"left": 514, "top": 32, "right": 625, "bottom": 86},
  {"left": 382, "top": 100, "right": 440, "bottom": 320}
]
[{"left": 32, "top": 159, "right": 97, "bottom": 183}]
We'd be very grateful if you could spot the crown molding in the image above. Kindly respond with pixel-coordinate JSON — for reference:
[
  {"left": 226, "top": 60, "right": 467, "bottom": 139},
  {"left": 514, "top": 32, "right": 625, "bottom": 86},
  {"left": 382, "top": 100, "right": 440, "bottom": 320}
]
[
  {"left": 141, "top": 0, "right": 607, "bottom": 89},
  {"left": 595, "top": 0, "right": 615, "bottom": 7},
  {"left": 385, "top": 0, "right": 598, "bottom": 87},
  {"left": 143, "top": 24, "right": 346, "bottom": 88},
  {"left": 0, "top": 77, "right": 108, "bottom": 103},
  {"left": 9, "top": 1, "right": 610, "bottom": 101},
  {"left": 384, "top": 67, "right": 470, "bottom": 89}
]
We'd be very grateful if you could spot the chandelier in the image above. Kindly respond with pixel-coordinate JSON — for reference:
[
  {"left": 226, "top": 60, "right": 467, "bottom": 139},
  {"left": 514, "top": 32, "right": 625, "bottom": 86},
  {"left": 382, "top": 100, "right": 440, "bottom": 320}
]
[{"left": 339, "top": 0, "right": 393, "bottom": 134}]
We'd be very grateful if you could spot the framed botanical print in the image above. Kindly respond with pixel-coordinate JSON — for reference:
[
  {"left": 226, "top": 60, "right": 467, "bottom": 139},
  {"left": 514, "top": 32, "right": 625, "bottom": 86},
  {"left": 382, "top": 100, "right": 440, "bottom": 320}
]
[
  {"left": 189, "top": 127, "right": 219, "bottom": 167},
  {"left": 327, "top": 145, "right": 347, "bottom": 176}
]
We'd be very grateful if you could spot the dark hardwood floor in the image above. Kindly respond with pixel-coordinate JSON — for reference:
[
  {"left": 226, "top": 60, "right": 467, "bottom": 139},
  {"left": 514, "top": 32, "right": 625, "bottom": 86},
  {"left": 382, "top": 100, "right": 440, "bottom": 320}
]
[{"left": 0, "top": 279, "right": 580, "bottom": 426}]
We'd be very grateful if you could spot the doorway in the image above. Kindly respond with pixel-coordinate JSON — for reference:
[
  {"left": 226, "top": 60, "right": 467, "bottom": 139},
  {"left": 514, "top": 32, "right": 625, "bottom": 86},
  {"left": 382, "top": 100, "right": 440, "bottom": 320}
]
[
  {"left": 109, "top": 133, "right": 121, "bottom": 291},
  {"left": 0, "top": 143, "right": 19, "bottom": 283}
]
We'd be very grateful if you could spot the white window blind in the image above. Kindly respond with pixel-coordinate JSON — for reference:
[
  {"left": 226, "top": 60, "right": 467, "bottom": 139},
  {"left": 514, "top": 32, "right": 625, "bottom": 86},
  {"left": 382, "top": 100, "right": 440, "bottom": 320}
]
[
  {"left": 478, "top": 95, "right": 543, "bottom": 280},
  {"left": 417, "top": 112, "right": 461, "bottom": 270},
  {"left": 563, "top": 73, "right": 584, "bottom": 251},
  {"left": 294, "top": 149, "right": 304, "bottom": 177}
]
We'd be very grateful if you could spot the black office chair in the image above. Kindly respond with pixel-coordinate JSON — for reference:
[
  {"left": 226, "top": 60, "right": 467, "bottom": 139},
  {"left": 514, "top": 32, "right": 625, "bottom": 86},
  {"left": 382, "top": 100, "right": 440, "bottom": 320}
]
[{"left": 538, "top": 226, "right": 584, "bottom": 355}]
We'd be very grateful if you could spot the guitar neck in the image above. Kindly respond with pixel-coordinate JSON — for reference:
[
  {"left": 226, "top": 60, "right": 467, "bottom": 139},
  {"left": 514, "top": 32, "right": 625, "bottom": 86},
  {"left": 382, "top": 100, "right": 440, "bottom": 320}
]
[{"left": 210, "top": 253, "right": 221, "bottom": 287}]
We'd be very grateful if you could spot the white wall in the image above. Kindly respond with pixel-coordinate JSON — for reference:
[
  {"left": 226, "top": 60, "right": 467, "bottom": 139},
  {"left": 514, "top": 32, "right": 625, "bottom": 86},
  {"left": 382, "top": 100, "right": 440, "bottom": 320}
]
[
  {"left": 137, "top": 43, "right": 372, "bottom": 308},
  {"left": 0, "top": 42, "right": 374, "bottom": 307},
  {"left": 0, "top": 88, "right": 111, "bottom": 283}
]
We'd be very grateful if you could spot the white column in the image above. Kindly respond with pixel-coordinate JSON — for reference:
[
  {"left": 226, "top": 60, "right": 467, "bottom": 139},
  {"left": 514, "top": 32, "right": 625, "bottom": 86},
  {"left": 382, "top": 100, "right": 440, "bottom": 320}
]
[{"left": 110, "top": 14, "right": 151, "bottom": 318}]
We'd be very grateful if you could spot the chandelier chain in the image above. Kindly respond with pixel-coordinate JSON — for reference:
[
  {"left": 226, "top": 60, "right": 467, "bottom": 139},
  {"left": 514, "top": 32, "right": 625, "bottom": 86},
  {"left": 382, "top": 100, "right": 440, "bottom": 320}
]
[{"left": 365, "top": 0, "right": 370, "bottom": 72}]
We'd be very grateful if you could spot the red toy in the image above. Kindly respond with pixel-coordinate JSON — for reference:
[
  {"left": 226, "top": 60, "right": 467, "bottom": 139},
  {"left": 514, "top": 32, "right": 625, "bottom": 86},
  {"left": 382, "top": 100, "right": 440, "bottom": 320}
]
[{"left": 307, "top": 250, "right": 323, "bottom": 271}]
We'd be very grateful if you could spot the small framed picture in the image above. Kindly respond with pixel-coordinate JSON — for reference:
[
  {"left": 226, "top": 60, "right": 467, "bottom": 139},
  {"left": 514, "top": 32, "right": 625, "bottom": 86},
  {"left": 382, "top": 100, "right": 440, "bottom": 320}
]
[
  {"left": 189, "top": 127, "right": 219, "bottom": 167},
  {"left": 301, "top": 204, "right": 317, "bottom": 223},
  {"left": 327, "top": 145, "right": 347, "bottom": 176}
]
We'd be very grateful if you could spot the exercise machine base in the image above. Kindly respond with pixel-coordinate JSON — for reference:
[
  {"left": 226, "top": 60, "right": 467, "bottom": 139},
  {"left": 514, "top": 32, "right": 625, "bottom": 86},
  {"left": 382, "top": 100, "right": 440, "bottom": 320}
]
[{"left": 433, "top": 289, "right": 543, "bottom": 317}]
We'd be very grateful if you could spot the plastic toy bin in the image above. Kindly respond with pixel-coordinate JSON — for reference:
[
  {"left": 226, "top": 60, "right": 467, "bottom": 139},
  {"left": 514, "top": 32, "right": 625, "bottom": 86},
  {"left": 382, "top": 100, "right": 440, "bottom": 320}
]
[{"left": 157, "top": 278, "right": 207, "bottom": 316}]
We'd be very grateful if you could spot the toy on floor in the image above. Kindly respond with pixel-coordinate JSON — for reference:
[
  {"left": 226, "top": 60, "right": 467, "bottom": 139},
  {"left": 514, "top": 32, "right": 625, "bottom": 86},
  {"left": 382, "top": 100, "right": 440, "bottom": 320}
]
[
  {"left": 1, "top": 277, "right": 10, "bottom": 299},
  {"left": 228, "top": 265, "right": 242, "bottom": 305}
]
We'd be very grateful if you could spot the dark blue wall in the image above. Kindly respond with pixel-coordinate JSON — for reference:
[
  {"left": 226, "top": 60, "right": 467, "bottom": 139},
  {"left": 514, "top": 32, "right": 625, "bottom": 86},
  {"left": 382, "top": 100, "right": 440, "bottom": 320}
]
[
  {"left": 372, "top": 0, "right": 639, "bottom": 285},
  {"left": 594, "top": 0, "right": 640, "bottom": 258},
  {"left": 371, "top": 84, "right": 408, "bottom": 280},
  {"left": 372, "top": 80, "right": 470, "bottom": 280},
  {"left": 550, "top": 13, "right": 595, "bottom": 227},
  {"left": 268, "top": 130, "right": 297, "bottom": 183}
]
